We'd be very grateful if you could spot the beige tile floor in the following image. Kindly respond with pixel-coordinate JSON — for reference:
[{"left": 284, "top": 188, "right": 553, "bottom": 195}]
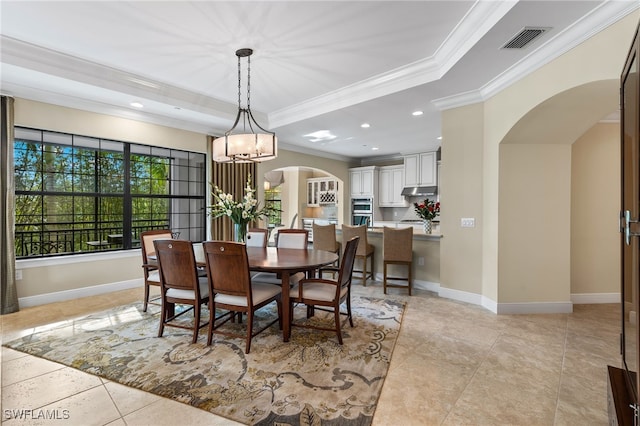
[{"left": 1, "top": 281, "right": 619, "bottom": 425}]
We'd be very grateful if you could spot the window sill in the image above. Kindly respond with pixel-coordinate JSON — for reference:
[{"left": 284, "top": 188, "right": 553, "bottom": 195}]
[{"left": 16, "top": 249, "right": 140, "bottom": 269}]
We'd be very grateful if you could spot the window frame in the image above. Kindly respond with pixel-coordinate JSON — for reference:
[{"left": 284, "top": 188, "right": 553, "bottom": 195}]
[{"left": 14, "top": 127, "right": 206, "bottom": 258}]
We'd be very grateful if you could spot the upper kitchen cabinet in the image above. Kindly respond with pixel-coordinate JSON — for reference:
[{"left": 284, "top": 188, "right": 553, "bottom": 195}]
[
  {"left": 307, "top": 177, "right": 338, "bottom": 207},
  {"left": 379, "top": 165, "right": 407, "bottom": 207},
  {"left": 404, "top": 152, "right": 437, "bottom": 187},
  {"left": 349, "top": 166, "right": 378, "bottom": 198}
]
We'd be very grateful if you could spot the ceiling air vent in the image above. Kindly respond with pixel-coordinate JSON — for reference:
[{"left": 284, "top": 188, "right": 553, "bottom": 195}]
[{"left": 502, "top": 27, "right": 549, "bottom": 49}]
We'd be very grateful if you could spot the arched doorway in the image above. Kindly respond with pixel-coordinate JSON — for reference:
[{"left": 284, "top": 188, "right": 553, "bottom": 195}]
[{"left": 261, "top": 166, "right": 345, "bottom": 245}]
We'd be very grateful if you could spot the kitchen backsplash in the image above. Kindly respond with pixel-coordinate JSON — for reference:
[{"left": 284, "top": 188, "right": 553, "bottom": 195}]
[
  {"left": 380, "top": 196, "right": 440, "bottom": 222},
  {"left": 304, "top": 205, "right": 338, "bottom": 220}
]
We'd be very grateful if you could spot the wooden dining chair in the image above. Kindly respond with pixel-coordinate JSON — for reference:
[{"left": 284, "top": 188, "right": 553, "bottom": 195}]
[
  {"left": 289, "top": 236, "right": 359, "bottom": 344},
  {"left": 203, "top": 241, "right": 282, "bottom": 354},
  {"left": 153, "top": 239, "right": 210, "bottom": 343},
  {"left": 140, "top": 229, "right": 173, "bottom": 312},
  {"left": 276, "top": 229, "right": 309, "bottom": 248},
  {"left": 341, "top": 224, "right": 374, "bottom": 286},
  {"left": 254, "top": 229, "right": 309, "bottom": 285},
  {"left": 246, "top": 228, "right": 268, "bottom": 248},
  {"left": 383, "top": 226, "right": 413, "bottom": 295}
]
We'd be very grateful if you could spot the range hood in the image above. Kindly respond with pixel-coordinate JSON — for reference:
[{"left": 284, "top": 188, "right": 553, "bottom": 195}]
[{"left": 401, "top": 186, "right": 438, "bottom": 197}]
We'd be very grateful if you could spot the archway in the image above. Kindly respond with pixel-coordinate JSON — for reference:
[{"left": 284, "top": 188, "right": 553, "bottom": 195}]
[
  {"left": 261, "top": 166, "right": 345, "bottom": 244},
  {"left": 497, "top": 79, "right": 619, "bottom": 307}
]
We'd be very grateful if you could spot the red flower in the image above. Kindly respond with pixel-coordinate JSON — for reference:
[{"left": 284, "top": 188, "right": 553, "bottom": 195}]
[{"left": 413, "top": 198, "right": 440, "bottom": 221}]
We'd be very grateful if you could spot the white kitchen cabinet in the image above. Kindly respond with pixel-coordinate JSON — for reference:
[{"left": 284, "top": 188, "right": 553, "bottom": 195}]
[
  {"left": 307, "top": 178, "right": 338, "bottom": 207},
  {"left": 404, "top": 152, "right": 437, "bottom": 187},
  {"left": 349, "top": 166, "right": 378, "bottom": 198},
  {"left": 379, "top": 165, "right": 407, "bottom": 207}
]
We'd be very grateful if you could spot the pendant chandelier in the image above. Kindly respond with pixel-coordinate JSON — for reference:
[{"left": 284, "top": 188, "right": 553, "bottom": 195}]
[{"left": 212, "top": 48, "right": 277, "bottom": 163}]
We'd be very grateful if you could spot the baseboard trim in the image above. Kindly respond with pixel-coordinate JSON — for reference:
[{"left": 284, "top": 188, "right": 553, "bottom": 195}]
[
  {"left": 571, "top": 292, "right": 620, "bottom": 304},
  {"left": 496, "top": 301, "right": 574, "bottom": 314},
  {"left": 18, "top": 279, "right": 143, "bottom": 308},
  {"left": 17, "top": 277, "right": 619, "bottom": 315}
]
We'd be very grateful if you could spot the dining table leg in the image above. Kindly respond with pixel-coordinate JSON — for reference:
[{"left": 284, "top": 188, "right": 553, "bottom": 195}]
[{"left": 280, "top": 271, "right": 291, "bottom": 342}]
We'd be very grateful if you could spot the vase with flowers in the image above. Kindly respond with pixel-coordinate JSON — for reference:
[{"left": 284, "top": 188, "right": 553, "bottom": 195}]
[
  {"left": 414, "top": 199, "right": 440, "bottom": 234},
  {"left": 209, "top": 175, "right": 278, "bottom": 242}
]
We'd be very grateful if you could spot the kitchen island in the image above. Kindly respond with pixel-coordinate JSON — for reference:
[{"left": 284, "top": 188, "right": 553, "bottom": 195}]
[{"left": 336, "top": 226, "right": 440, "bottom": 286}]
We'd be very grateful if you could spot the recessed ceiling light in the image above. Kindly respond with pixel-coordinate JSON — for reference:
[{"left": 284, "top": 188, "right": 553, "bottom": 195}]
[
  {"left": 372, "top": 147, "right": 379, "bottom": 151},
  {"left": 437, "top": 136, "right": 442, "bottom": 140},
  {"left": 412, "top": 111, "right": 423, "bottom": 116},
  {"left": 130, "top": 102, "right": 144, "bottom": 108},
  {"left": 361, "top": 123, "right": 370, "bottom": 128}
]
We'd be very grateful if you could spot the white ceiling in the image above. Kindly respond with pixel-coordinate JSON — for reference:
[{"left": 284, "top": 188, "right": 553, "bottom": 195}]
[{"left": 1, "top": 1, "right": 637, "bottom": 161}]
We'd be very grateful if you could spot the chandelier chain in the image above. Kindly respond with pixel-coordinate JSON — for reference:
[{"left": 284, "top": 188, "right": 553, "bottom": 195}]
[
  {"left": 247, "top": 54, "right": 251, "bottom": 110},
  {"left": 237, "top": 54, "right": 242, "bottom": 109}
]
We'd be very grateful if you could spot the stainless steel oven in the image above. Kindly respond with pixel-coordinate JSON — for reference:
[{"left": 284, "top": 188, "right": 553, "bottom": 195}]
[
  {"left": 352, "top": 214, "right": 372, "bottom": 226},
  {"left": 351, "top": 198, "right": 373, "bottom": 213},
  {"left": 351, "top": 198, "right": 373, "bottom": 226}
]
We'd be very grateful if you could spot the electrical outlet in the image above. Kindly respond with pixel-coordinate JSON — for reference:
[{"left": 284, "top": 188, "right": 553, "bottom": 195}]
[
  {"left": 15, "top": 269, "right": 23, "bottom": 280},
  {"left": 418, "top": 257, "right": 425, "bottom": 266},
  {"left": 393, "top": 211, "right": 398, "bottom": 217},
  {"left": 461, "top": 218, "right": 475, "bottom": 228}
]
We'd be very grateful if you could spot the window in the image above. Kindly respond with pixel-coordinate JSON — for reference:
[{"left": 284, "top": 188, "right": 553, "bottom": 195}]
[
  {"left": 264, "top": 187, "right": 282, "bottom": 226},
  {"left": 14, "top": 127, "right": 206, "bottom": 258}
]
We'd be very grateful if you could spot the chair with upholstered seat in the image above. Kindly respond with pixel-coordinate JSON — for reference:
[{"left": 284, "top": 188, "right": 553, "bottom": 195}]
[
  {"left": 203, "top": 241, "right": 282, "bottom": 354},
  {"left": 276, "top": 228, "right": 309, "bottom": 248},
  {"left": 341, "top": 224, "right": 374, "bottom": 286},
  {"left": 140, "top": 229, "right": 173, "bottom": 312},
  {"left": 253, "top": 229, "right": 309, "bottom": 285},
  {"left": 289, "top": 236, "right": 359, "bottom": 344},
  {"left": 246, "top": 228, "right": 268, "bottom": 247},
  {"left": 383, "top": 227, "right": 414, "bottom": 295},
  {"left": 153, "top": 239, "right": 210, "bottom": 343}
]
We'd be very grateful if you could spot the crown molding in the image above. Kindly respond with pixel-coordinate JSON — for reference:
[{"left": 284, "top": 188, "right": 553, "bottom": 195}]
[
  {"left": 267, "top": 1, "right": 516, "bottom": 129},
  {"left": 432, "top": 0, "right": 640, "bottom": 112}
]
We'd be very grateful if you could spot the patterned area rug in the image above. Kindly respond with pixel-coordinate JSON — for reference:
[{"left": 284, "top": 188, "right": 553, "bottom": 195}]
[{"left": 4, "top": 296, "right": 404, "bottom": 425}]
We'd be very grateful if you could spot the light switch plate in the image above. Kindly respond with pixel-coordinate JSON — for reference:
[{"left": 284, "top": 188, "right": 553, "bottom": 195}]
[{"left": 461, "top": 218, "right": 475, "bottom": 228}]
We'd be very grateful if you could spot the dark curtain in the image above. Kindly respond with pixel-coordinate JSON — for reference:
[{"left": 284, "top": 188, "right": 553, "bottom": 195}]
[
  {"left": 209, "top": 136, "right": 256, "bottom": 240},
  {"left": 1, "top": 96, "right": 19, "bottom": 314}
]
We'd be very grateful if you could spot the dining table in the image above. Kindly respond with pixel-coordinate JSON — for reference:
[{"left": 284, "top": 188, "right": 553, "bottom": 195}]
[{"left": 193, "top": 244, "right": 339, "bottom": 342}]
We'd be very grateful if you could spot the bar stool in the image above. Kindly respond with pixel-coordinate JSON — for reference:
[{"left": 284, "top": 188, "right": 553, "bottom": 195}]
[
  {"left": 313, "top": 223, "right": 341, "bottom": 272},
  {"left": 341, "top": 224, "right": 374, "bottom": 286},
  {"left": 383, "top": 227, "right": 413, "bottom": 295}
]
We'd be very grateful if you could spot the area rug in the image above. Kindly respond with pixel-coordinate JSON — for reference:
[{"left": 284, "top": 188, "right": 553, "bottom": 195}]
[{"left": 3, "top": 296, "right": 405, "bottom": 425}]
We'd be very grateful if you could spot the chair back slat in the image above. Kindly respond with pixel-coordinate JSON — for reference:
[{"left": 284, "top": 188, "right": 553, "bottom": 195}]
[
  {"left": 203, "top": 241, "right": 251, "bottom": 299},
  {"left": 277, "top": 229, "right": 309, "bottom": 249},
  {"left": 154, "top": 239, "right": 199, "bottom": 291}
]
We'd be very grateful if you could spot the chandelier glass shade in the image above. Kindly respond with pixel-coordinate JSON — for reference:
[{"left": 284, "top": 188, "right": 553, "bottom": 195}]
[{"left": 212, "top": 48, "right": 277, "bottom": 163}]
